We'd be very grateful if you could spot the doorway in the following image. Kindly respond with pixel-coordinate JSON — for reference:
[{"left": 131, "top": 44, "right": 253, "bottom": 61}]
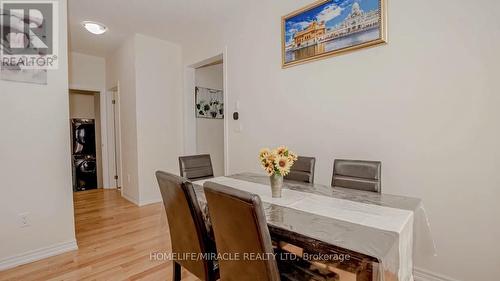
[
  {"left": 184, "top": 53, "right": 228, "bottom": 176},
  {"left": 194, "top": 59, "right": 225, "bottom": 176},
  {"left": 68, "top": 89, "right": 103, "bottom": 191}
]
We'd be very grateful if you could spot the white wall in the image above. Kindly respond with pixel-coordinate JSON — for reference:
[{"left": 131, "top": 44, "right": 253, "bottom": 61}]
[
  {"left": 69, "top": 52, "right": 105, "bottom": 90},
  {"left": 68, "top": 92, "right": 96, "bottom": 118},
  {"left": 106, "top": 37, "right": 140, "bottom": 203},
  {"left": 106, "top": 34, "right": 184, "bottom": 205},
  {"left": 180, "top": 0, "right": 500, "bottom": 280},
  {"left": 134, "top": 34, "right": 184, "bottom": 205},
  {"left": 0, "top": 0, "right": 77, "bottom": 269},
  {"left": 195, "top": 64, "right": 224, "bottom": 176}
]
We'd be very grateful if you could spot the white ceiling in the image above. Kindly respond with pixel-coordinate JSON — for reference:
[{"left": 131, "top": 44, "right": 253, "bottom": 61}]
[{"left": 68, "top": 0, "right": 237, "bottom": 57}]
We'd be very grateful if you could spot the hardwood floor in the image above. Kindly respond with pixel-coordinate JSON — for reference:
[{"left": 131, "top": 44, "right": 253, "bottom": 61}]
[{"left": 0, "top": 189, "right": 198, "bottom": 281}]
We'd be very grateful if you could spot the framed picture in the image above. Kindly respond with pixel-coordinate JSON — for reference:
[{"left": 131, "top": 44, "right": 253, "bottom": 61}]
[
  {"left": 195, "top": 86, "right": 224, "bottom": 119},
  {"left": 282, "top": 0, "right": 387, "bottom": 68}
]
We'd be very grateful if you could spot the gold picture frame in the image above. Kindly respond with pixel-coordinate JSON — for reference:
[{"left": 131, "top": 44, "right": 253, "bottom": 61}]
[{"left": 282, "top": 0, "right": 387, "bottom": 68}]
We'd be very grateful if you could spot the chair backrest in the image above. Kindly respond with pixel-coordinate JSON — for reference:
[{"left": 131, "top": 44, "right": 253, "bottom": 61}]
[
  {"left": 155, "top": 171, "right": 215, "bottom": 280},
  {"left": 204, "top": 182, "right": 280, "bottom": 281},
  {"left": 332, "top": 159, "right": 382, "bottom": 193},
  {"left": 284, "top": 156, "right": 316, "bottom": 183},
  {"left": 179, "top": 154, "right": 214, "bottom": 180}
]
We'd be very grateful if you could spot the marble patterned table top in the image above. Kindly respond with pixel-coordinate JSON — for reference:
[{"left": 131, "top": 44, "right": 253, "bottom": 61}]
[{"left": 192, "top": 172, "right": 435, "bottom": 281}]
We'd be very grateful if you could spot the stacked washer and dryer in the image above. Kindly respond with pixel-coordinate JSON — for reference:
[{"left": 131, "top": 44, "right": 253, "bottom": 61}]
[{"left": 72, "top": 119, "right": 97, "bottom": 192}]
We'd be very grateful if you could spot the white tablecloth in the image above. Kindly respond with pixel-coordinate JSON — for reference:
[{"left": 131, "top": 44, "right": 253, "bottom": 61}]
[{"left": 194, "top": 177, "right": 415, "bottom": 281}]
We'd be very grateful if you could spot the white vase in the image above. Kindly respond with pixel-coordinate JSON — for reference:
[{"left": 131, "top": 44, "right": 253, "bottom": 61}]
[{"left": 270, "top": 174, "right": 283, "bottom": 198}]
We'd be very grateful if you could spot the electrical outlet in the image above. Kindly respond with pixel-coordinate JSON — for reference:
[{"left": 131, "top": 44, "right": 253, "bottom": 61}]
[{"left": 19, "top": 212, "right": 30, "bottom": 228}]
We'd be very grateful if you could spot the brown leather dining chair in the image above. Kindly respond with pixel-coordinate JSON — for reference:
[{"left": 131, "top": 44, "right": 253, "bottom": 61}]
[
  {"left": 179, "top": 154, "right": 214, "bottom": 180},
  {"left": 204, "top": 182, "right": 280, "bottom": 281},
  {"left": 284, "top": 156, "right": 316, "bottom": 183},
  {"left": 155, "top": 171, "right": 218, "bottom": 281},
  {"left": 331, "top": 159, "right": 382, "bottom": 193},
  {"left": 204, "top": 182, "right": 338, "bottom": 281}
]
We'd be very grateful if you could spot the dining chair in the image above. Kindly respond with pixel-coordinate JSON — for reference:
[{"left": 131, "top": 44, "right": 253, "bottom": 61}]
[
  {"left": 178, "top": 154, "right": 214, "bottom": 180},
  {"left": 284, "top": 156, "right": 316, "bottom": 183},
  {"left": 204, "top": 182, "right": 338, "bottom": 281},
  {"left": 331, "top": 159, "right": 382, "bottom": 193},
  {"left": 155, "top": 171, "right": 218, "bottom": 281}
]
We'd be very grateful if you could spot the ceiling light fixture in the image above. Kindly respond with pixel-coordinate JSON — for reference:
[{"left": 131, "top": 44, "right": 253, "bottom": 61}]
[{"left": 82, "top": 21, "right": 107, "bottom": 35}]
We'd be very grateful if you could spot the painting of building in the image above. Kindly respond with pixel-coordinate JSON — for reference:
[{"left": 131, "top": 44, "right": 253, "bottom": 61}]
[
  {"left": 294, "top": 21, "right": 326, "bottom": 46},
  {"left": 282, "top": 0, "right": 386, "bottom": 67}
]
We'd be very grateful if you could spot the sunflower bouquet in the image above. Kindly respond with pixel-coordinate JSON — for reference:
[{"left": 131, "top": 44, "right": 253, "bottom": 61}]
[{"left": 259, "top": 146, "right": 298, "bottom": 177}]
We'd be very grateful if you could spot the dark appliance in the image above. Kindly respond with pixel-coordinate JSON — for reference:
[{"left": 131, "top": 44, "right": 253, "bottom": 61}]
[
  {"left": 71, "top": 119, "right": 97, "bottom": 192},
  {"left": 72, "top": 119, "right": 96, "bottom": 155},
  {"left": 73, "top": 155, "right": 97, "bottom": 191}
]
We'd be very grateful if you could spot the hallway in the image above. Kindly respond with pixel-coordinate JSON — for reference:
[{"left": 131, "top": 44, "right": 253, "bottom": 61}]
[{"left": 0, "top": 190, "right": 197, "bottom": 281}]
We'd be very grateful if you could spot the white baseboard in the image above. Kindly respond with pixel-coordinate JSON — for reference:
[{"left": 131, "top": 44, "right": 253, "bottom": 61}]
[
  {"left": 121, "top": 192, "right": 140, "bottom": 206},
  {"left": 139, "top": 197, "right": 162, "bottom": 206},
  {"left": 0, "top": 240, "right": 78, "bottom": 271},
  {"left": 121, "top": 192, "right": 161, "bottom": 206},
  {"left": 414, "top": 267, "right": 460, "bottom": 281}
]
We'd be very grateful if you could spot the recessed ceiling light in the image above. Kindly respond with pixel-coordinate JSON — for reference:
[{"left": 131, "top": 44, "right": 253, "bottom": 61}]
[{"left": 82, "top": 21, "right": 107, "bottom": 35}]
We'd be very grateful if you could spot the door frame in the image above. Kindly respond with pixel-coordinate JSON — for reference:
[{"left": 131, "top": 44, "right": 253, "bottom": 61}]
[
  {"left": 69, "top": 84, "right": 110, "bottom": 189},
  {"left": 184, "top": 47, "right": 229, "bottom": 175},
  {"left": 107, "top": 85, "right": 123, "bottom": 192}
]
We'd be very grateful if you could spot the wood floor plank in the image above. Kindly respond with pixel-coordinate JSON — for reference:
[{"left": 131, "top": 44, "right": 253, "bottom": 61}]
[{"left": 0, "top": 189, "right": 199, "bottom": 281}]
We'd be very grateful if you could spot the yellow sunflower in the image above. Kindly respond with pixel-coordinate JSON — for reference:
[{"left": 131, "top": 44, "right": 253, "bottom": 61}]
[
  {"left": 288, "top": 150, "right": 298, "bottom": 162},
  {"left": 276, "top": 145, "right": 288, "bottom": 156},
  {"left": 265, "top": 166, "right": 275, "bottom": 176},
  {"left": 274, "top": 155, "right": 292, "bottom": 176},
  {"left": 259, "top": 148, "right": 271, "bottom": 160},
  {"left": 262, "top": 159, "right": 275, "bottom": 176},
  {"left": 267, "top": 153, "right": 276, "bottom": 163}
]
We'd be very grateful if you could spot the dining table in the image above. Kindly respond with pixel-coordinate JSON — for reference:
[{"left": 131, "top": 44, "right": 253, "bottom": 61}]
[{"left": 192, "top": 173, "right": 435, "bottom": 281}]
